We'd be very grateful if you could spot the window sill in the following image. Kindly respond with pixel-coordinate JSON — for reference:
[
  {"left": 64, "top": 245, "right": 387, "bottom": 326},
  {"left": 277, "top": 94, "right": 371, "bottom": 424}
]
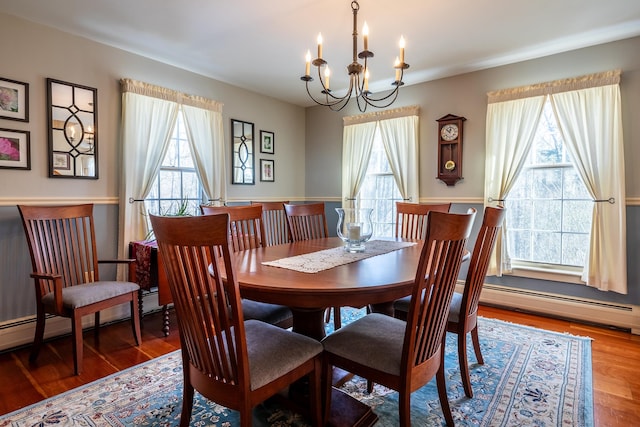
[{"left": 506, "top": 264, "right": 585, "bottom": 285}]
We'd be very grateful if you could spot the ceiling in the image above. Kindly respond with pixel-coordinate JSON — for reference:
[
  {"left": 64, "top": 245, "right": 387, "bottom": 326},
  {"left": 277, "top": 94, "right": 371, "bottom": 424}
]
[{"left": 2, "top": 0, "right": 640, "bottom": 107}]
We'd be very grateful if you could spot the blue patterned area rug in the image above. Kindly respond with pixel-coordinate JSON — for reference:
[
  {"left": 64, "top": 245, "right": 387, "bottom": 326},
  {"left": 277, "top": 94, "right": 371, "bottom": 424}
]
[{"left": 1, "top": 312, "right": 593, "bottom": 427}]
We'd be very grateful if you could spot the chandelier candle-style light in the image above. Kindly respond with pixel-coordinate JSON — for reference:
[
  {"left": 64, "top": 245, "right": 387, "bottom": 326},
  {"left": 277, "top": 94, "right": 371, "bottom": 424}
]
[{"left": 301, "top": 0, "right": 409, "bottom": 112}]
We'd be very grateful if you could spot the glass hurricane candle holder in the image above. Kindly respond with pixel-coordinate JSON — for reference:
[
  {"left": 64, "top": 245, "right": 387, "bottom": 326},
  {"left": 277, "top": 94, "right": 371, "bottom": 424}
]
[{"left": 335, "top": 207, "right": 374, "bottom": 253}]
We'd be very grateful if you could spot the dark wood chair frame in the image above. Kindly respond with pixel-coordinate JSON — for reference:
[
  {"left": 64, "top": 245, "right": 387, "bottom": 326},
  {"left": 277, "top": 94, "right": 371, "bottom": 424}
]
[
  {"left": 150, "top": 213, "right": 323, "bottom": 427},
  {"left": 200, "top": 204, "right": 293, "bottom": 330},
  {"left": 322, "top": 210, "right": 476, "bottom": 427},
  {"left": 251, "top": 201, "right": 290, "bottom": 246},
  {"left": 446, "top": 206, "right": 506, "bottom": 397},
  {"left": 18, "top": 204, "right": 141, "bottom": 375},
  {"left": 283, "top": 203, "right": 341, "bottom": 329}
]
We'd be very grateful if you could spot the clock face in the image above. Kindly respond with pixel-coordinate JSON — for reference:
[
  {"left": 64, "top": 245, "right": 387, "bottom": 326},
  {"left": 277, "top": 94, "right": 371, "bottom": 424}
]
[{"left": 441, "top": 123, "right": 459, "bottom": 141}]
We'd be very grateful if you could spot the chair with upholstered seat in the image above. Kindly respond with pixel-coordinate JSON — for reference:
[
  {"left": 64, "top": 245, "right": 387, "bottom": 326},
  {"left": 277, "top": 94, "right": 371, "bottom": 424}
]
[
  {"left": 283, "top": 202, "right": 341, "bottom": 329},
  {"left": 150, "top": 213, "right": 323, "bottom": 427},
  {"left": 394, "top": 206, "right": 505, "bottom": 398},
  {"left": 251, "top": 201, "right": 290, "bottom": 246},
  {"left": 283, "top": 202, "right": 329, "bottom": 241},
  {"left": 395, "top": 201, "right": 451, "bottom": 240},
  {"left": 200, "top": 204, "right": 293, "bottom": 329},
  {"left": 322, "top": 210, "right": 476, "bottom": 427},
  {"left": 18, "top": 204, "right": 141, "bottom": 375}
]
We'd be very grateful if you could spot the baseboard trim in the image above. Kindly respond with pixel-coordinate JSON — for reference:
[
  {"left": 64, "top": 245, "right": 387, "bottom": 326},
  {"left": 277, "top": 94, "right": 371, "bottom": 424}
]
[
  {"left": 0, "top": 292, "right": 163, "bottom": 353},
  {"left": 470, "top": 283, "right": 640, "bottom": 334}
]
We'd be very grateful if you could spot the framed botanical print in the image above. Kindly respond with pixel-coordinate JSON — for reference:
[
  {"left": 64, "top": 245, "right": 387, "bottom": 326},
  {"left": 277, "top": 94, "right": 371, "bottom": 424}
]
[
  {"left": 260, "top": 130, "right": 274, "bottom": 154},
  {"left": 0, "top": 128, "right": 30, "bottom": 170},
  {"left": 0, "top": 77, "right": 29, "bottom": 122},
  {"left": 260, "top": 159, "right": 275, "bottom": 182}
]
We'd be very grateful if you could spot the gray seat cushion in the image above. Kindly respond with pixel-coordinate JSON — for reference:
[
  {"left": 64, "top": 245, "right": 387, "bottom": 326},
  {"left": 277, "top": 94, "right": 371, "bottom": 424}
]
[
  {"left": 242, "top": 299, "right": 292, "bottom": 325},
  {"left": 392, "top": 295, "right": 411, "bottom": 314},
  {"left": 321, "top": 313, "right": 406, "bottom": 376},
  {"left": 244, "top": 319, "right": 323, "bottom": 390},
  {"left": 394, "top": 291, "right": 463, "bottom": 323},
  {"left": 41, "top": 281, "right": 140, "bottom": 310}
]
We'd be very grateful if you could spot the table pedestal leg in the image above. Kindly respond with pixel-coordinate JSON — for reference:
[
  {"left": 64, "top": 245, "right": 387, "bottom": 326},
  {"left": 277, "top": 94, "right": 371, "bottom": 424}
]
[
  {"left": 290, "top": 308, "right": 326, "bottom": 340},
  {"left": 288, "top": 307, "right": 377, "bottom": 427}
]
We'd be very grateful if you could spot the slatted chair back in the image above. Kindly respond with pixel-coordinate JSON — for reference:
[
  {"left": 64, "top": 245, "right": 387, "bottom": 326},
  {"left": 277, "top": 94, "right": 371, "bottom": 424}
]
[
  {"left": 283, "top": 203, "right": 328, "bottom": 241},
  {"left": 448, "top": 206, "right": 506, "bottom": 397},
  {"left": 251, "top": 201, "right": 290, "bottom": 246},
  {"left": 395, "top": 202, "right": 452, "bottom": 240},
  {"left": 201, "top": 205, "right": 266, "bottom": 252},
  {"left": 321, "top": 209, "right": 476, "bottom": 426},
  {"left": 20, "top": 204, "right": 101, "bottom": 295},
  {"left": 150, "top": 213, "right": 323, "bottom": 426},
  {"left": 18, "top": 203, "right": 141, "bottom": 375},
  {"left": 405, "top": 209, "right": 475, "bottom": 375},
  {"left": 151, "top": 213, "right": 250, "bottom": 400}
]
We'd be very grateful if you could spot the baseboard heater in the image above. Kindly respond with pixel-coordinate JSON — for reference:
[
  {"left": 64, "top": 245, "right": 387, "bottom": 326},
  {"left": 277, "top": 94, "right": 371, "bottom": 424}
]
[{"left": 472, "top": 283, "right": 640, "bottom": 335}]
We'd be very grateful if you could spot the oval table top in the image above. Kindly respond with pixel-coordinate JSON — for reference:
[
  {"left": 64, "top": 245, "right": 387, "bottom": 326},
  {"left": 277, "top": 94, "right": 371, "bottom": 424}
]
[{"left": 233, "top": 237, "right": 423, "bottom": 310}]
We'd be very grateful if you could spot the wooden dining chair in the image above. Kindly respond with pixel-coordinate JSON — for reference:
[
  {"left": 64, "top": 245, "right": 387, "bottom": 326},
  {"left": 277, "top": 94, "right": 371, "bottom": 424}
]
[
  {"left": 251, "top": 201, "right": 290, "bottom": 246},
  {"left": 393, "top": 206, "right": 505, "bottom": 398},
  {"left": 150, "top": 213, "right": 323, "bottom": 427},
  {"left": 321, "top": 210, "right": 475, "bottom": 427},
  {"left": 395, "top": 201, "right": 452, "bottom": 240},
  {"left": 200, "top": 204, "right": 293, "bottom": 329},
  {"left": 283, "top": 203, "right": 329, "bottom": 241},
  {"left": 18, "top": 204, "right": 141, "bottom": 375},
  {"left": 283, "top": 202, "right": 341, "bottom": 329}
]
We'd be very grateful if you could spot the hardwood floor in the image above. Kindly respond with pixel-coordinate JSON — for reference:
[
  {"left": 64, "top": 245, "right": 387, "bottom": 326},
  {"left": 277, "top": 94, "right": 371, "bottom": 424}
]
[{"left": 0, "top": 305, "right": 638, "bottom": 426}]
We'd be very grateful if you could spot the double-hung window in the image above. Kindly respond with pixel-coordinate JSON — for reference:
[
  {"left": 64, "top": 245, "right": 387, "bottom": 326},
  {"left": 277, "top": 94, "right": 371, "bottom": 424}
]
[
  {"left": 505, "top": 99, "right": 591, "bottom": 274},
  {"left": 145, "top": 111, "right": 204, "bottom": 217},
  {"left": 485, "top": 70, "right": 626, "bottom": 293},
  {"left": 357, "top": 130, "right": 402, "bottom": 237}
]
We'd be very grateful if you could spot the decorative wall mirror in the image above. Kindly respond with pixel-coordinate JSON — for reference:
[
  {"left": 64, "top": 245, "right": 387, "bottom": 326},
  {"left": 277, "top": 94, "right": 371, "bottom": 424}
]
[
  {"left": 231, "top": 118, "right": 254, "bottom": 185},
  {"left": 47, "top": 78, "right": 98, "bottom": 178}
]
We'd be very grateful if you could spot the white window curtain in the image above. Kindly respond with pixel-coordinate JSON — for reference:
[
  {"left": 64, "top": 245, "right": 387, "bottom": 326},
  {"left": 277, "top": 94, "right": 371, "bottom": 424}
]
[
  {"left": 342, "top": 106, "right": 420, "bottom": 208},
  {"left": 117, "top": 79, "right": 224, "bottom": 280},
  {"left": 551, "top": 83, "right": 626, "bottom": 293},
  {"left": 341, "top": 122, "right": 377, "bottom": 208},
  {"left": 484, "top": 96, "right": 546, "bottom": 276},
  {"left": 182, "top": 103, "right": 226, "bottom": 204},
  {"left": 484, "top": 70, "right": 626, "bottom": 294},
  {"left": 378, "top": 115, "right": 420, "bottom": 203}
]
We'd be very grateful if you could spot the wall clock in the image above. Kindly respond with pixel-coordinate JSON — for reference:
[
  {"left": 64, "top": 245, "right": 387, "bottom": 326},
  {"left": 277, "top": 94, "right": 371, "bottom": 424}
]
[{"left": 436, "top": 114, "right": 466, "bottom": 186}]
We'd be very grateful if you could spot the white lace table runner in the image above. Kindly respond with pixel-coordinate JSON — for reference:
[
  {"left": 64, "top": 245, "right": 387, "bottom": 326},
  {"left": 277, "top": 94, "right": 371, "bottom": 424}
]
[{"left": 262, "top": 240, "right": 417, "bottom": 273}]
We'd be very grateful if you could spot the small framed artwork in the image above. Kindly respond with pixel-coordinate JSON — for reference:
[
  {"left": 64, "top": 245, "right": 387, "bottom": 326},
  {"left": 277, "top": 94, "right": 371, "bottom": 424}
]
[
  {"left": 0, "top": 77, "right": 29, "bottom": 122},
  {"left": 260, "top": 130, "right": 274, "bottom": 154},
  {"left": 52, "top": 151, "right": 71, "bottom": 170},
  {"left": 260, "top": 159, "right": 275, "bottom": 182},
  {"left": 0, "top": 128, "right": 30, "bottom": 170}
]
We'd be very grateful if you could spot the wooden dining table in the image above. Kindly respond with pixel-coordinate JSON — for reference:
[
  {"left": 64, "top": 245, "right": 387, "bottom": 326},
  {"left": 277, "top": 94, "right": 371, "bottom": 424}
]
[
  {"left": 231, "top": 236, "right": 424, "bottom": 427},
  {"left": 233, "top": 236, "right": 422, "bottom": 340}
]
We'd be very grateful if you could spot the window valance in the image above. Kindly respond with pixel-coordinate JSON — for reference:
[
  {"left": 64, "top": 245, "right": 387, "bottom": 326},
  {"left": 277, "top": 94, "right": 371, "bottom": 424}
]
[
  {"left": 343, "top": 105, "right": 420, "bottom": 126},
  {"left": 486, "top": 69, "right": 621, "bottom": 104},
  {"left": 120, "top": 78, "right": 223, "bottom": 112}
]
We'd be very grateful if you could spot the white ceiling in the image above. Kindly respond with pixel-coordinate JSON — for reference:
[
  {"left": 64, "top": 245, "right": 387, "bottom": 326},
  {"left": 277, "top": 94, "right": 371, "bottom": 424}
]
[{"left": 2, "top": 0, "right": 640, "bottom": 107}]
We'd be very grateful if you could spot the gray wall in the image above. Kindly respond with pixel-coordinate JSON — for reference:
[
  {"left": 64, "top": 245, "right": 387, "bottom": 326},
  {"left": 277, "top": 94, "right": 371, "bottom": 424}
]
[
  {"left": 0, "top": 13, "right": 307, "bottom": 321},
  {"left": 0, "top": 11, "right": 638, "bottom": 324},
  {"left": 305, "top": 37, "right": 640, "bottom": 307}
]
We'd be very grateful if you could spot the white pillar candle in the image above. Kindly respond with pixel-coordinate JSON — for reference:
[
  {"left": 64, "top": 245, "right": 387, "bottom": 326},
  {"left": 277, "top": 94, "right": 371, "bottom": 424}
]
[{"left": 348, "top": 223, "right": 361, "bottom": 241}]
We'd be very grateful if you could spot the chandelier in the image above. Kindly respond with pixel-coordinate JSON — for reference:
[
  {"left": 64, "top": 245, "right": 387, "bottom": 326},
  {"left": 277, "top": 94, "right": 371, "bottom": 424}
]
[{"left": 300, "top": 0, "right": 409, "bottom": 112}]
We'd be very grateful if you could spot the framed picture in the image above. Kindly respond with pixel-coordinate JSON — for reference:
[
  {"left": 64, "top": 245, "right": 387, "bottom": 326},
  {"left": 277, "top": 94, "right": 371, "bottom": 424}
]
[
  {"left": 52, "top": 151, "right": 71, "bottom": 170},
  {"left": 260, "top": 159, "right": 275, "bottom": 182},
  {"left": 0, "top": 78, "right": 29, "bottom": 122},
  {"left": 0, "top": 128, "right": 30, "bottom": 170},
  {"left": 260, "top": 130, "right": 274, "bottom": 154}
]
